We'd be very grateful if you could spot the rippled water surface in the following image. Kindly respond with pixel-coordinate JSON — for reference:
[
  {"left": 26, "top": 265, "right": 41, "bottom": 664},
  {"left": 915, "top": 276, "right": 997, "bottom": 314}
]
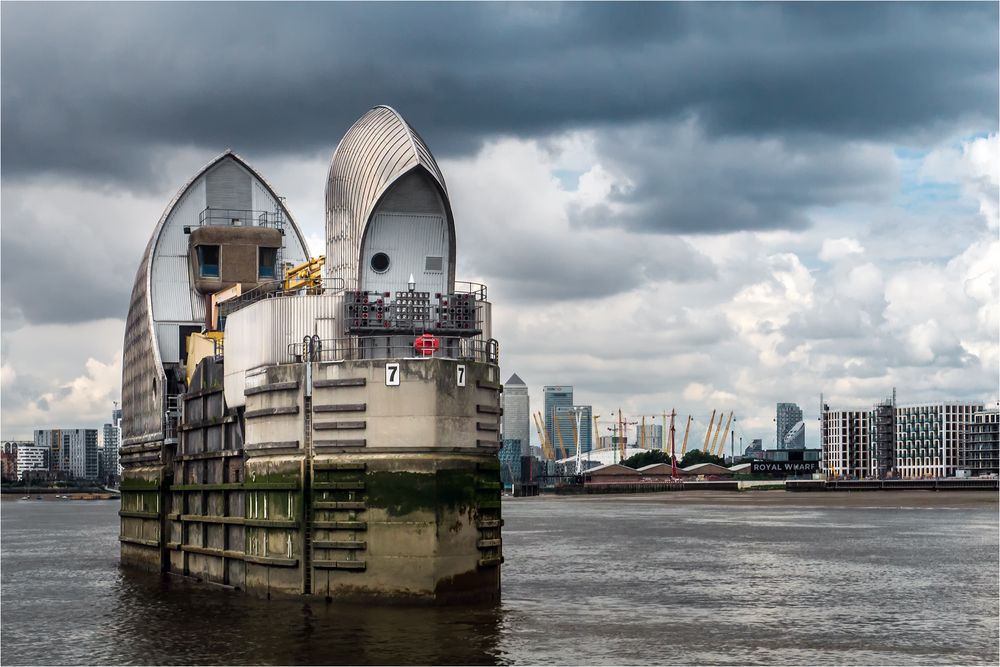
[{"left": 2, "top": 494, "right": 997, "bottom": 665}]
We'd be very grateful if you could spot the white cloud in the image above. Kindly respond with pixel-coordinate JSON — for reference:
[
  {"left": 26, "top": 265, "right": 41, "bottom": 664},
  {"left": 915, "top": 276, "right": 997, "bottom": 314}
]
[
  {"left": 819, "top": 237, "right": 864, "bottom": 263},
  {"left": 2, "top": 131, "right": 997, "bottom": 449},
  {"left": 922, "top": 133, "right": 1000, "bottom": 230}
]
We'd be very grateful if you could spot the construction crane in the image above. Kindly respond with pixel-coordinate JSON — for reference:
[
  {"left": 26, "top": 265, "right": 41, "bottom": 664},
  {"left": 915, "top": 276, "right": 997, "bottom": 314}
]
[
  {"left": 532, "top": 412, "right": 555, "bottom": 460},
  {"left": 680, "top": 415, "right": 693, "bottom": 456},
  {"left": 283, "top": 256, "right": 325, "bottom": 291},
  {"left": 618, "top": 409, "right": 637, "bottom": 463},
  {"left": 702, "top": 409, "right": 717, "bottom": 453},
  {"left": 715, "top": 412, "right": 734, "bottom": 458}
]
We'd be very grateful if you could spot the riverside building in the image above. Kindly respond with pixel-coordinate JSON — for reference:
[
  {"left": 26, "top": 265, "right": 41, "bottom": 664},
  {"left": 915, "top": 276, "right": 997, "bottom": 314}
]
[
  {"left": 15, "top": 445, "right": 48, "bottom": 481},
  {"left": 895, "top": 403, "right": 982, "bottom": 478},
  {"left": 102, "top": 407, "right": 122, "bottom": 485},
  {"left": 964, "top": 408, "right": 999, "bottom": 476},
  {"left": 33, "top": 429, "right": 98, "bottom": 480},
  {"left": 821, "top": 398, "right": 985, "bottom": 479},
  {"left": 821, "top": 410, "right": 871, "bottom": 478},
  {"left": 119, "top": 106, "right": 502, "bottom": 602}
]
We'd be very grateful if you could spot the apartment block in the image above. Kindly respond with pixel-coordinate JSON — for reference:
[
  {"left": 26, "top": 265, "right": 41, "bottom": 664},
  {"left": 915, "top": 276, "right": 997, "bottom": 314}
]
[{"left": 821, "top": 410, "right": 871, "bottom": 478}]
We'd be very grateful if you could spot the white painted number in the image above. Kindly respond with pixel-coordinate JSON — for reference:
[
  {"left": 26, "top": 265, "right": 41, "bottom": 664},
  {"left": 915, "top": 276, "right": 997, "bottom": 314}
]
[
  {"left": 385, "top": 363, "right": 400, "bottom": 386},
  {"left": 457, "top": 364, "right": 466, "bottom": 387}
]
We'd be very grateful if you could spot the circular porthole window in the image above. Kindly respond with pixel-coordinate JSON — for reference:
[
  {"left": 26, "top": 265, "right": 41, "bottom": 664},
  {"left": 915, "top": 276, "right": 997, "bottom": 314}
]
[{"left": 370, "top": 252, "right": 390, "bottom": 273}]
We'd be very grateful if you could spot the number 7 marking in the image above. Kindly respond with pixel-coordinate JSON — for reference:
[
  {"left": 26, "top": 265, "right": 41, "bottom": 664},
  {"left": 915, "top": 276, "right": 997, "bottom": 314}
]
[
  {"left": 457, "top": 365, "right": 466, "bottom": 387},
  {"left": 386, "top": 363, "right": 400, "bottom": 386}
]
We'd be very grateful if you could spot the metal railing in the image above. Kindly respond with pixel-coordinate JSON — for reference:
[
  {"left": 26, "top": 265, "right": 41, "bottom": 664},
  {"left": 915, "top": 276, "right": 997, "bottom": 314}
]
[
  {"left": 453, "top": 281, "right": 488, "bottom": 301},
  {"left": 218, "top": 278, "right": 347, "bottom": 319},
  {"left": 287, "top": 335, "right": 499, "bottom": 365},
  {"left": 215, "top": 278, "right": 486, "bottom": 319},
  {"left": 164, "top": 395, "right": 181, "bottom": 443},
  {"left": 198, "top": 207, "right": 285, "bottom": 229}
]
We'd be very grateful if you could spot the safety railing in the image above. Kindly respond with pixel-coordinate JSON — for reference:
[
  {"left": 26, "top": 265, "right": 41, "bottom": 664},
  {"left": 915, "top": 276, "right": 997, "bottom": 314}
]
[
  {"left": 198, "top": 207, "right": 285, "bottom": 229},
  {"left": 287, "top": 335, "right": 499, "bottom": 365},
  {"left": 163, "top": 395, "right": 181, "bottom": 444},
  {"left": 218, "top": 278, "right": 347, "bottom": 319},
  {"left": 453, "top": 281, "right": 488, "bottom": 301}
]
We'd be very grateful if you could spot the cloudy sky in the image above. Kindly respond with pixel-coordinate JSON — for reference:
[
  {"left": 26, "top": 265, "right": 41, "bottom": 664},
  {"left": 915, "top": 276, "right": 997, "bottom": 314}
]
[{"left": 2, "top": 2, "right": 998, "bottom": 448}]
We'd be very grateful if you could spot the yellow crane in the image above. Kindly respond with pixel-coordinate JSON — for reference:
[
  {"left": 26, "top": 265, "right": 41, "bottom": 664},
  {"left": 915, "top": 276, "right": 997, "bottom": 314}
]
[
  {"left": 680, "top": 415, "right": 693, "bottom": 456},
  {"left": 702, "top": 409, "right": 717, "bottom": 453},
  {"left": 532, "top": 412, "right": 554, "bottom": 460},
  {"left": 709, "top": 411, "right": 725, "bottom": 455},
  {"left": 715, "top": 411, "right": 734, "bottom": 458},
  {"left": 283, "top": 256, "right": 325, "bottom": 291}
]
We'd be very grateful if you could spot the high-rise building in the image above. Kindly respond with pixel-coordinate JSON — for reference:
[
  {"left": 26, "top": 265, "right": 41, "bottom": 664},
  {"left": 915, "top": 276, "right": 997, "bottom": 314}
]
[
  {"left": 103, "top": 406, "right": 123, "bottom": 484},
  {"left": 776, "top": 402, "right": 805, "bottom": 449},
  {"left": 33, "top": 429, "right": 99, "bottom": 480},
  {"left": 555, "top": 405, "right": 593, "bottom": 456},
  {"left": 822, "top": 410, "right": 871, "bottom": 478},
  {"left": 744, "top": 438, "right": 764, "bottom": 458},
  {"left": 964, "top": 408, "right": 999, "bottom": 476},
  {"left": 543, "top": 386, "right": 574, "bottom": 455},
  {"left": 599, "top": 435, "right": 627, "bottom": 449},
  {"left": 501, "top": 374, "right": 530, "bottom": 456},
  {"left": 634, "top": 423, "right": 663, "bottom": 450}
]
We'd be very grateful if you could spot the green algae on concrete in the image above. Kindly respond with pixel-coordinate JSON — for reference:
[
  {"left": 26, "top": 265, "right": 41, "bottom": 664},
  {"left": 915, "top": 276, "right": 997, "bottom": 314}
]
[{"left": 364, "top": 470, "right": 481, "bottom": 518}]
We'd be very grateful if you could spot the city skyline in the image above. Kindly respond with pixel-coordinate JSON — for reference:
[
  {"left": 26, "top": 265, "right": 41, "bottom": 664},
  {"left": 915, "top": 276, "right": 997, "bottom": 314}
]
[{"left": 2, "top": 3, "right": 997, "bottom": 448}]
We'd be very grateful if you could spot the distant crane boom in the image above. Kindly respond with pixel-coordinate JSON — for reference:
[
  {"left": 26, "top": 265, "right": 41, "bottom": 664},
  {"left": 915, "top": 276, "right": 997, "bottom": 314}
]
[
  {"left": 702, "top": 409, "right": 717, "bottom": 453},
  {"left": 680, "top": 415, "right": 693, "bottom": 456},
  {"left": 553, "top": 411, "right": 569, "bottom": 459},
  {"left": 711, "top": 412, "right": 726, "bottom": 453},
  {"left": 715, "top": 412, "right": 734, "bottom": 458},
  {"left": 532, "top": 412, "right": 554, "bottom": 460}
]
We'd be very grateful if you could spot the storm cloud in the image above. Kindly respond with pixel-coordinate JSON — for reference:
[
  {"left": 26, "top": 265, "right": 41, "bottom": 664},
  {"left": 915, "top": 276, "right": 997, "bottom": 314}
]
[
  {"left": 1, "top": 2, "right": 997, "bottom": 442},
  {"left": 2, "top": 2, "right": 996, "bottom": 186}
]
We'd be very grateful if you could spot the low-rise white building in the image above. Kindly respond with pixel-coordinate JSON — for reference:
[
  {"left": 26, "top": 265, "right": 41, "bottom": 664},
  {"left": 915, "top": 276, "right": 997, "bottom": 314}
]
[{"left": 16, "top": 445, "right": 48, "bottom": 480}]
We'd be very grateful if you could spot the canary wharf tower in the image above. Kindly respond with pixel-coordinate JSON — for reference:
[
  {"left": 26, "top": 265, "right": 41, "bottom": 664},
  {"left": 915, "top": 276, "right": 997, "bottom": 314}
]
[{"left": 119, "top": 106, "right": 502, "bottom": 602}]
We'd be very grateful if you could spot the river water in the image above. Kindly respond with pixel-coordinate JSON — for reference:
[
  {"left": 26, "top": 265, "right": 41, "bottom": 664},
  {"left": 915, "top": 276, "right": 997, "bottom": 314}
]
[{"left": 1, "top": 493, "right": 997, "bottom": 665}]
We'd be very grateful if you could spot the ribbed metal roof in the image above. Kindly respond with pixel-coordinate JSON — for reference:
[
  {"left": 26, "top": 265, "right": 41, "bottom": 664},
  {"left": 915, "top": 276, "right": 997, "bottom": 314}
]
[{"left": 325, "top": 106, "right": 453, "bottom": 290}]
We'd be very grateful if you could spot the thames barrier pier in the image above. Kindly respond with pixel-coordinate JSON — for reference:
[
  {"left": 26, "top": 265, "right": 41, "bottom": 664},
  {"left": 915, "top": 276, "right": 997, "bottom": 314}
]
[{"left": 119, "top": 106, "right": 503, "bottom": 602}]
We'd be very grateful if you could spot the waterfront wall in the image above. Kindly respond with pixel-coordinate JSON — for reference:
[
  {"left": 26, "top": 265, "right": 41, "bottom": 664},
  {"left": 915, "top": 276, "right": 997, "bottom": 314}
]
[{"left": 120, "top": 357, "right": 503, "bottom": 603}]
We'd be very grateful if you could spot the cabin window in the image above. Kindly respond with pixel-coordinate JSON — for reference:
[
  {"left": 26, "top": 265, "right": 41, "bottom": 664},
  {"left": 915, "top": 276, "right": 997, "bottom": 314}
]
[
  {"left": 197, "top": 245, "right": 220, "bottom": 277},
  {"left": 370, "top": 252, "right": 390, "bottom": 273},
  {"left": 259, "top": 247, "right": 278, "bottom": 279}
]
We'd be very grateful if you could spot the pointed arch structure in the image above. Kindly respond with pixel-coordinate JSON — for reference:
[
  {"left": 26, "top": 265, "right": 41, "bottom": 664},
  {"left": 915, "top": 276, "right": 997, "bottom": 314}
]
[
  {"left": 325, "top": 105, "right": 456, "bottom": 292},
  {"left": 121, "top": 151, "right": 309, "bottom": 447}
]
